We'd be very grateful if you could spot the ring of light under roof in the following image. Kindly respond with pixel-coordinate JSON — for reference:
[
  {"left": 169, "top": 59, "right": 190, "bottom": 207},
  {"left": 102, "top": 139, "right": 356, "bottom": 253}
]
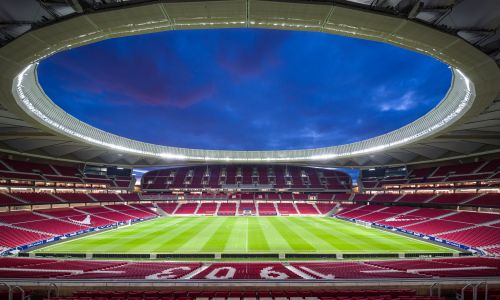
[{"left": 6, "top": 0, "right": 497, "bottom": 163}]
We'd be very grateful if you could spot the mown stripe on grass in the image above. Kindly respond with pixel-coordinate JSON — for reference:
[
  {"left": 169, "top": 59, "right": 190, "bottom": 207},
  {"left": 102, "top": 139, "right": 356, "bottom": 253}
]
[
  {"left": 200, "top": 217, "right": 236, "bottom": 252},
  {"left": 125, "top": 217, "right": 200, "bottom": 252},
  {"left": 96, "top": 217, "right": 194, "bottom": 253},
  {"left": 247, "top": 217, "right": 270, "bottom": 252},
  {"left": 34, "top": 216, "right": 457, "bottom": 254},
  {"left": 266, "top": 217, "right": 315, "bottom": 251},
  {"left": 224, "top": 217, "right": 249, "bottom": 252},
  {"left": 156, "top": 217, "right": 215, "bottom": 252},
  {"left": 289, "top": 217, "right": 352, "bottom": 251},
  {"left": 38, "top": 217, "right": 189, "bottom": 253},
  {"left": 275, "top": 217, "right": 335, "bottom": 251},
  {"left": 176, "top": 217, "right": 227, "bottom": 252},
  {"left": 316, "top": 217, "right": 392, "bottom": 251},
  {"left": 321, "top": 217, "right": 452, "bottom": 252}
]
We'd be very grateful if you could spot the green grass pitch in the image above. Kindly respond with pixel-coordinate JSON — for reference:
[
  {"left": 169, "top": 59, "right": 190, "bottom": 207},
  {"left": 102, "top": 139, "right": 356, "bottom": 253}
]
[{"left": 34, "top": 216, "right": 457, "bottom": 254}]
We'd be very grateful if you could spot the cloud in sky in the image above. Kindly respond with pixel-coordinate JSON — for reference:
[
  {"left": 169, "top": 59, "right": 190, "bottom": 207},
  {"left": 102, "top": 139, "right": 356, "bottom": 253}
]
[
  {"left": 376, "top": 88, "right": 418, "bottom": 112},
  {"left": 38, "top": 28, "right": 451, "bottom": 151}
]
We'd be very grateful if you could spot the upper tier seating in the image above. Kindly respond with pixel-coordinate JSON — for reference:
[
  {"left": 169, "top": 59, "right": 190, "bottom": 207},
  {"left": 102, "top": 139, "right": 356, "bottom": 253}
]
[
  {"left": 118, "top": 193, "right": 141, "bottom": 201},
  {"left": 90, "top": 193, "right": 122, "bottom": 202},
  {"left": 397, "top": 194, "right": 433, "bottom": 204},
  {"left": 11, "top": 192, "right": 63, "bottom": 204},
  {"left": 361, "top": 159, "right": 500, "bottom": 194},
  {"left": 0, "top": 193, "right": 25, "bottom": 206},
  {"left": 51, "top": 165, "right": 81, "bottom": 176},
  {"left": 3, "top": 159, "right": 57, "bottom": 175},
  {"left": 0, "top": 171, "right": 43, "bottom": 181},
  {"left": 370, "top": 194, "right": 401, "bottom": 203},
  {"left": 142, "top": 165, "right": 352, "bottom": 191},
  {"left": 0, "top": 159, "right": 132, "bottom": 192},
  {"left": 55, "top": 193, "right": 96, "bottom": 203},
  {"left": 359, "top": 192, "right": 499, "bottom": 208},
  {"left": 433, "top": 161, "right": 485, "bottom": 177},
  {"left": 44, "top": 175, "right": 82, "bottom": 183},
  {"left": 428, "top": 193, "right": 476, "bottom": 205},
  {"left": 466, "top": 193, "right": 500, "bottom": 207}
]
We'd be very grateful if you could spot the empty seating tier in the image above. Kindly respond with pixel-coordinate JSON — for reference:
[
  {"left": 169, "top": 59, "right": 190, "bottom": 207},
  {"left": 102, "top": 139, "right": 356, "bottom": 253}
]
[
  {"left": 218, "top": 202, "right": 237, "bottom": 215},
  {"left": 360, "top": 158, "right": 500, "bottom": 195},
  {"left": 141, "top": 165, "right": 352, "bottom": 191},
  {"left": 0, "top": 257, "right": 498, "bottom": 280}
]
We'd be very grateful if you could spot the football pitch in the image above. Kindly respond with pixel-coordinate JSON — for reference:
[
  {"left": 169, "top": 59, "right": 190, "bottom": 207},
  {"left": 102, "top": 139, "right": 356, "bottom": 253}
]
[{"left": 34, "top": 216, "right": 457, "bottom": 254}]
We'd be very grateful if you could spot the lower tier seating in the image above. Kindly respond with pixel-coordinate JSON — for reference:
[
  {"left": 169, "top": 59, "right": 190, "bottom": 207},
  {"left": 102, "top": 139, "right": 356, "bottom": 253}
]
[
  {"left": 218, "top": 202, "right": 237, "bottom": 215},
  {"left": 0, "top": 257, "right": 498, "bottom": 280},
  {"left": 0, "top": 204, "right": 158, "bottom": 251},
  {"left": 157, "top": 202, "right": 179, "bottom": 214},
  {"left": 296, "top": 202, "right": 320, "bottom": 214},
  {"left": 196, "top": 202, "right": 218, "bottom": 215},
  {"left": 238, "top": 202, "right": 256, "bottom": 215},
  {"left": 0, "top": 226, "right": 53, "bottom": 248},
  {"left": 437, "top": 226, "right": 500, "bottom": 247},
  {"left": 316, "top": 203, "right": 337, "bottom": 214},
  {"left": 276, "top": 202, "right": 299, "bottom": 215},
  {"left": 333, "top": 204, "right": 500, "bottom": 251},
  {"left": 174, "top": 203, "right": 199, "bottom": 214},
  {"left": 258, "top": 203, "right": 277, "bottom": 215},
  {"left": 52, "top": 290, "right": 440, "bottom": 300},
  {"left": 192, "top": 262, "right": 303, "bottom": 280},
  {"left": 402, "top": 219, "right": 472, "bottom": 235}
]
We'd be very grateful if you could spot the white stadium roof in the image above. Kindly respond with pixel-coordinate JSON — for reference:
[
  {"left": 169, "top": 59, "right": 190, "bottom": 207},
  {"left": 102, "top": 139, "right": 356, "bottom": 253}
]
[{"left": 0, "top": 0, "right": 499, "bottom": 168}]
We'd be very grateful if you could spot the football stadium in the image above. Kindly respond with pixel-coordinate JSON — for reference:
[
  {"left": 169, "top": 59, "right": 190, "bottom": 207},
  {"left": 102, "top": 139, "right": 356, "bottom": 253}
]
[{"left": 0, "top": 0, "right": 499, "bottom": 299}]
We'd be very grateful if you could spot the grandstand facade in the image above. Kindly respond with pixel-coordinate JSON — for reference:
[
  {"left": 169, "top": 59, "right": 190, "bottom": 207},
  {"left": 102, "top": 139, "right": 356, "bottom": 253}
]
[
  {"left": 0, "top": 0, "right": 499, "bottom": 299},
  {"left": 0, "top": 157, "right": 498, "bottom": 256},
  {"left": 0, "top": 156, "right": 499, "bottom": 298}
]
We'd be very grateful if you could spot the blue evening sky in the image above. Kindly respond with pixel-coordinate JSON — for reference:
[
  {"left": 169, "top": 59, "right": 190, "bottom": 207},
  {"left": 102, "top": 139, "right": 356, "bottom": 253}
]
[{"left": 38, "top": 28, "right": 451, "bottom": 152}]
